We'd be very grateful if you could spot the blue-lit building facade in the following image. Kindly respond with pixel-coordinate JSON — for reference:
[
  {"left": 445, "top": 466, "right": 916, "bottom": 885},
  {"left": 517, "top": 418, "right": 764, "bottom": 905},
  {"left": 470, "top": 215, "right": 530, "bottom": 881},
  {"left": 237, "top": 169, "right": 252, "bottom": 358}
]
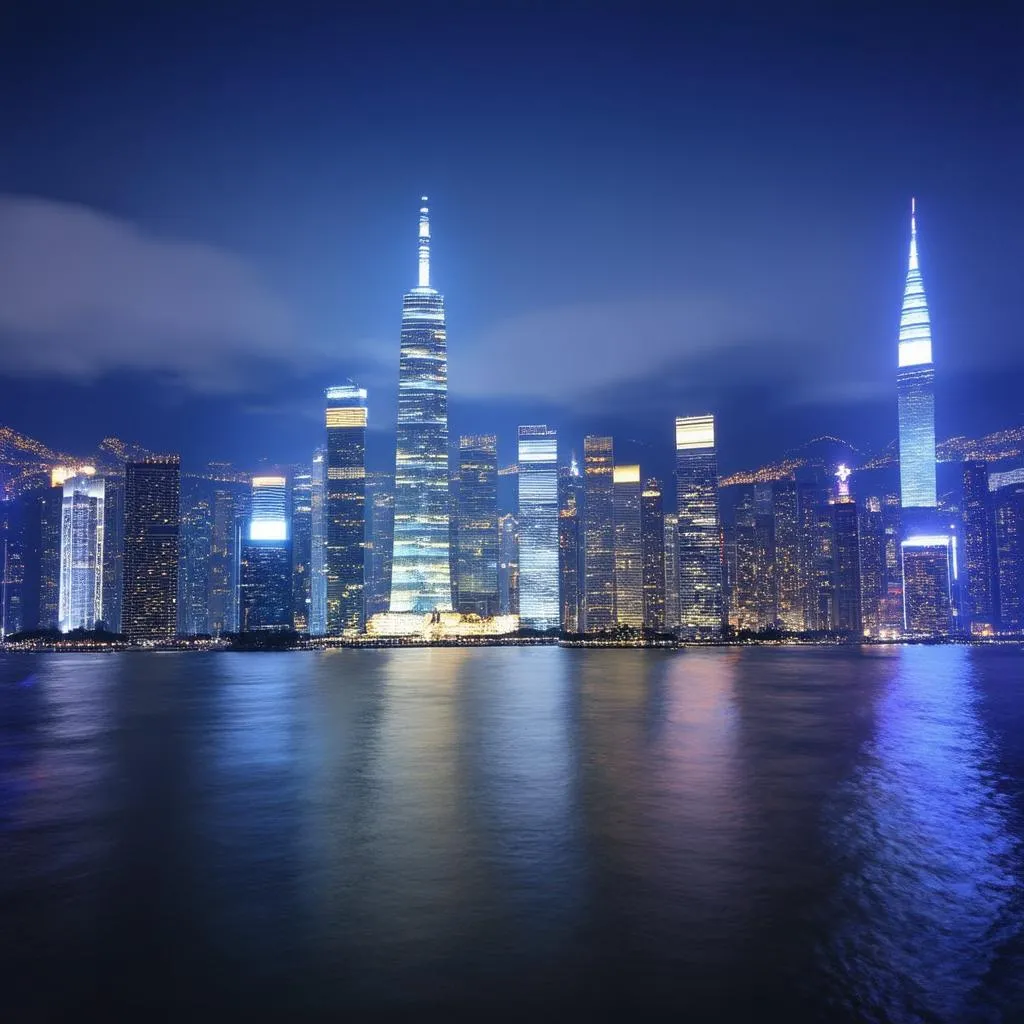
[
  {"left": 390, "top": 198, "right": 453, "bottom": 613},
  {"left": 325, "top": 386, "right": 367, "bottom": 634},
  {"left": 675, "top": 414, "right": 723, "bottom": 637},
  {"left": 240, "top": 475, "right": 293, "bottom": 631},
  {"left": 456, "top": 434, "right": 499, "bottom": 616},
  {"left": 517, "top": 426, "right": 559, "bottom": 630},
  {"left": 309, "top": 447, "right": 326, "bottom": 635},
  {"left": 58, "top": 471, "right": 105, "bottom": 632}
]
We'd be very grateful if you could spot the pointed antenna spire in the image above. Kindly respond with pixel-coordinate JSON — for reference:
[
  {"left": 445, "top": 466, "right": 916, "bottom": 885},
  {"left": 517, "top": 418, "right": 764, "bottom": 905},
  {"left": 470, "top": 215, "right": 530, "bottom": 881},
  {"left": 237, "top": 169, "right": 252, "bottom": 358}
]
[
  {"left": 909, "top": 196, "right": 918, "bottom": 271},
  {"left": 418, "top": 196, "right": 430, "bottom": 288}
]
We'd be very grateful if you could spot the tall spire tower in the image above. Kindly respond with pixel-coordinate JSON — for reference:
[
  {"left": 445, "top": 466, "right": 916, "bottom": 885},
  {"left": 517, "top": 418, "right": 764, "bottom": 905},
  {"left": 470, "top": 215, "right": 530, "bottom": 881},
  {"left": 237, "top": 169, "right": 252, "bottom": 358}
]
[
  {"left": 389, "top": 197, "right": 453, "bottom": 612},
  {"left": 897, "top": 197, "right": 937, "bottom": 509}
]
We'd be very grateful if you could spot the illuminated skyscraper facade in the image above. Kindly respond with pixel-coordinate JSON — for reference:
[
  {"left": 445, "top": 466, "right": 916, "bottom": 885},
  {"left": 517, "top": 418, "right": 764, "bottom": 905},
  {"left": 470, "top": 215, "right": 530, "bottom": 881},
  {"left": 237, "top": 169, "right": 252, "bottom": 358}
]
[
  {"left": 612, "top": 464, "right": 643, "bottom": 627},
  {"left": 994, "top": 483, "right": 1024, "bottom": 633},
  {"left": 962, "top": 461, "right": 998, "bottom": 634},
  {"left": 365, "top": 472, "right": 395, "bottom": 620},
  {"left": 772, "top": 481, "right": 803, "bottom": 631},
  {"left": 325, "top": 385, "right": 367, "bottom": 634},
  {"left": 38, "top": 484, "right": 62, "bottom": 630},
  {"left": 583, "top": 435, "right": 615, "bottom": 632},
  {"left": 517, "top": 426, "right": 559, "bottom": 630},
  {"left": 733, "top": 485, "right": 775, "bottom": 631},
  {"left": 178, "top": 482, "right": 212, "bottom": 635},
  {"left": 498, "top": 513, "right": 519, "bottom": 615},
  {"left": 558, "top": 458, "right": 583, "bottom": 633},
  {"left": 675, "top": 415, "right": 723, "bottom": 636},
  {"left": 831, "top": 494, "right": 862, "bottom": 635},
  {"left": 456, "top": 435, "right": 499, "bottom": 616},
  {"left": 897, "top": 200, "right": 937, "bottom": 510},
  {"left": 291, "top": 467, "right": 313, "bottom": 632},
  {"left": 208, "top": 487, "right": 239, "bottom": 635},
  {"left": 902, "top": 536, "right": 954, "bottom": 636},
  {"left": 58, "top": 472, "right": 105, "bottom": 632},
  {"left": 123, "top": 456, "right": 180, "bottom": 643},
  {"left": 101, "top": 476, "right": 124, "bottom": 632},
  {"left": 859, "top": 496, "right": 887, "bottom": 637},
  {"left": 663, "top": 512, "right": 680, "bottom": 630},
  {"left": 240, "top": 475, "right": 293, "bottom": 631},
  {"left": 641, "top": 477, "right": 665, "bottom": 631},
  {"left": 309, "top": 448, "right": 326, "bottom": 635},
  {"left": 390, "top": 198, "right": 452, "bottom": 613}
]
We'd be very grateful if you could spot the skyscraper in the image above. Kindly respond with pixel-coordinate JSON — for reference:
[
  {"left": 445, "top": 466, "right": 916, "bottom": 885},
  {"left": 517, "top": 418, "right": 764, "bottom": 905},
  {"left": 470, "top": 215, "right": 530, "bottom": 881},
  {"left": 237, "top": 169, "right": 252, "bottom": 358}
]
[
  {"left": 455, "top": 435, "right": 499, "bottom": 616},
  {"left": 101, "top": 475, "right": 124, "bottom": 632},
  {"left": 859, "top": 496, "right": 887, "bottom": 638},
  {"left": 558, "top": 458, "right": 583, "bottom": 633},
  {"left": 962, "top": 461, "right": 998, "bottom": 634},
  {"left": 309, "top": 448, "right": 326, "bottom": 635},
  {"left": 178, "top": 482, "right": 212, "bottom": 635},
  {"left": 240, "top": 475, "right": 293, "bottom": 631},
  {"left": 325, "top": 384, "right": 367, "bottom": 634},
  {"left": 498, "top": 512, "right": 519, "bottom": 615},
  {"left": 123, "top": 456, "right": 181, "bottom": 643},
  {"left": 365, "top": 472, "right": 395, "bottom": 620},
  {"left": 663, "top": 512, "right": 680, "bottom": 630},
  {"left": 831, "top": 485, "right": 862, "bottom": 635},
  {"left": 583, "top": 435, "right": 615, "bottom": 632},
  {"left": 390, "top": 198, "right": 452, "bottom": 613},
  {"left": 675, "top": 415, "right": 723, "bottom": 637},
  {"left": 897, "top": 199, "right": 937, "bottom": 510},
  {"left": 641, "top": 477, "right": 666, "bottom": 631},
  {"left": 517, "top": 426, "right": 559, "bottom": 631},
  {"left": 208, "top": 486, "right": 239, "bottom": 635},
  {"left": 902, "top": 536, "right": 954, "bottom": 636},
  {"left": 994, "top": 483, "right": 1024, "bottom": 634},
  {"left": 612, "top": 464, "right": 643, "bottom": 628},
  {"left": 58, "top": 471, "right": 105, "bottom": 632},
  {"left": 773, "top": 481, "right": 803, "bottom": 631},
  {"left": 732, "top": 485, "right": 775, "bottom": 631},
  {"left": 291, "top": 467, "right": 313, "bottom": 632},
  {"left": 38, "top": 483, "right": 62, "bottom": 631}
]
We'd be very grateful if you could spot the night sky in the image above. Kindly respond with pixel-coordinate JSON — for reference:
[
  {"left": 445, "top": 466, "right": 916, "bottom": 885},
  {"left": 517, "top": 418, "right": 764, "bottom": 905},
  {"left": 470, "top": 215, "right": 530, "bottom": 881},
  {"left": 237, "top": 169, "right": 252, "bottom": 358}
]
[{"left": 1, "top": 1, "right": 1022, "bottom": 479}]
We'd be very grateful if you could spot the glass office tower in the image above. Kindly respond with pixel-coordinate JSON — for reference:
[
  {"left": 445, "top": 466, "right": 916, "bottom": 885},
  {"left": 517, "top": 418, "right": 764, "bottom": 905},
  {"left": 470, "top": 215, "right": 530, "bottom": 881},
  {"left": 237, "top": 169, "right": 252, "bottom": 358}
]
[
  {"left": 612, "top": 464, "right": 643, "bottom": 628},
  {"left": 390, "top": 198, "right": 453, "bottom": 613},
  {"left": 58, "top": 472, "right": 105, "bottom": 632},
  {"left": 309, "top": 447, "right": 327, "bottom": 635},
  {"left": 123, "top": 456, "right": 181, "bottom": 643},
  {"left": 517, "top": 426, "right": 559, "bottom": 630},
  {"left": 897, "top": 199, "right": 937, "bottom": 510},
  {"left": 583, "top": 435, "right": 615, "bottom": 632},
  {"left": 240, "top": 475, "right": 293, "bottom": 631},
  {"left": 291, "top": 467, "right": 313, "bottom": 632},
  {"left": 675, "top": 415, "right": 723, "bottom": 637},
  {"left": 325, "top": 385, "right": 367, "bottom": 634},
  {"left": 456, "top": 435, "right": 499, "bottom": 616},
  {"left": 558, "top": 458, "right": 584, "bottom": 633}
]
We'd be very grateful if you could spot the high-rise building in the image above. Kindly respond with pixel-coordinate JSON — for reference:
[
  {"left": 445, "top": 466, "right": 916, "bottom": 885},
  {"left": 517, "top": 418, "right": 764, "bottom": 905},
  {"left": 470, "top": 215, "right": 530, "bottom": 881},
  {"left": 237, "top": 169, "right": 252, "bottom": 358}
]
[
  {"left": 208, "top": 487, "right": 239, "bottom": 635},
  {"left": 365, "top": 472, "right": 395, "bottom": 621},
  {"left": 641, "top": 477, "right": 666, "bottom": 631},
  {"left": 583, "top": 435, "right": 615, "bottom": 632},
  {"left": 498, "top": 512, "right": 519, "bottom": 615},
  {"left": 455, "top": 435, "right": 499, "bottom": 616},
  {"left": 902, "top": 536, "right": 954, "bottom": 636},
  {"left": 859, "top": 496, "right": 887, "bottom": 637},
  {"left": 663, "top": 512, "right": 680, "bottom": 630},
  {"left": 325, "top": 384, "right": 367, "bottom": 634},
  {"left": 732, "top": 485, "right": 775, "bottom": 631},
  {"left": 291, "top": 467, "right": 313, "bottom": 632},
  {"left": 390, "top": 198, "right": 452, "bottom": 613},
  {"left": 101, "top": 476, "right": 124, "bottom": 632},
  {"left": 962, "top": 461, "right": 998, "bottom": 634},
  {"left": 123, "top": 457, "right": 181, "bottom": 643},
  {"left": 881, "top": 493, "right": 904, "bottom": 633},
  {"left": 994, "top": 483, "right": 1024, "bottom": 634},
  {"left": 517, "top": 426, "right": 559, "bottom": 631},
  {"left": 675, "top": 415, "right": 723, "bottom": 637},
  {"left": 58, "top": 471, "right": 105, "bottom": 632},
  {"left": 240, "top": 475, "right": 293, "bottom": 631},
  {"left": 178, "top": 483, "right": 212, "bottom": 635},
  {"left": 831, "top": 490, "right": 862, "bottom": 636},
  {"left": 309, "top": 448, "right": 327, "bottom": 635},
  {"left": 797, "top": 480, "right": 822, "bottom": 631},
  {"left": 1, "top": 497, "right": 27, "bottom": 637},
  {"left": 773, "top": 481, "right": 803, "bottom": 631},
  {"left": 612, "top": 464, "right": 643, "bottom": 628},
  {"left": 558, "top": 458, "right": 583, "bottom": 633},
  {"left": 897, "top": 199, "right": 937, "bottom": 510},
  {"left": 38, "top": 484, "right": 62, "bottom": 630}
]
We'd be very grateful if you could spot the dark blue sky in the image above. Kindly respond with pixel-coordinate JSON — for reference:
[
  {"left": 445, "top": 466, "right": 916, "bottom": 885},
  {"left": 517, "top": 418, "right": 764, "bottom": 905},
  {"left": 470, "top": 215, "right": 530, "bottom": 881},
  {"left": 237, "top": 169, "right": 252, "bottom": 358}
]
[{"left": 1, "top": 1, "right": 1022, "bottom": 479}]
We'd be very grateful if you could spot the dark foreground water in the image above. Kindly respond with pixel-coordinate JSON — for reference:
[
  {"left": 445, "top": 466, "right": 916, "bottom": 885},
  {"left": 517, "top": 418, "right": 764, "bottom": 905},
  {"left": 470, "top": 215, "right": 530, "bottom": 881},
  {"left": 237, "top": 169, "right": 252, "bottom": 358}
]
[{"left": 2, "top": 647, "right": 1024, "bottom": 1021}]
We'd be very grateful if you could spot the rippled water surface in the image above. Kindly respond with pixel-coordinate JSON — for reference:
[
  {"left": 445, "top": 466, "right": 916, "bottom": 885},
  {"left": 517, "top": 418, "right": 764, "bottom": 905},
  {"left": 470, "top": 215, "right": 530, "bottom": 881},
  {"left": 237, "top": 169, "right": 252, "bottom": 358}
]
[{"left": 2, "top": 646, "right": 1024, "bottom": 1020}]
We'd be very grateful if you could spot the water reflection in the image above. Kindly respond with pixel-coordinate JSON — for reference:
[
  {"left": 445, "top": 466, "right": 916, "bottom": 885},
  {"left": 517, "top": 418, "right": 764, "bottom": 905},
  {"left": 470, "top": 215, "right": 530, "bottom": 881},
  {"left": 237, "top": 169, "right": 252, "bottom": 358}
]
[{"left": 825, "top": 646, "right": 1024, "bottom": 1022}]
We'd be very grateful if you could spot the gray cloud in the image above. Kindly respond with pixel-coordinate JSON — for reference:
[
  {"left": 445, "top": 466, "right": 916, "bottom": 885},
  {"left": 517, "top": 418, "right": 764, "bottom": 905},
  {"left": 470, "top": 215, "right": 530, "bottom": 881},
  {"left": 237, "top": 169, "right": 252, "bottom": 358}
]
[{"left": 0, "top": 194, "right": 299, "bottom": 392}]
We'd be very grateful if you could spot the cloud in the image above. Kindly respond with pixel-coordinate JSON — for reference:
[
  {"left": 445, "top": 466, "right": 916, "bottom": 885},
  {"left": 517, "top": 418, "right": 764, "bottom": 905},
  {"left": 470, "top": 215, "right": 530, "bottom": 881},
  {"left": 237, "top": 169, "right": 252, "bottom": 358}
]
[
  {"left": 0, "top": 194, "right": 299, "bottom": 392},
  {"left": 453, "top": 295, "right": 886, "bottom": 411}
]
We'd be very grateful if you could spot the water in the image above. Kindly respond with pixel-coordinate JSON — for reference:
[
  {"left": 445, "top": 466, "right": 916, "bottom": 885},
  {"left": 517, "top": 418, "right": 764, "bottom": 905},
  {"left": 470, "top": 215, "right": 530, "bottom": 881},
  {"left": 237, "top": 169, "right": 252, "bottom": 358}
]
[{"left": 1, "top": 646, "right": 1023, "bottom": 1021}]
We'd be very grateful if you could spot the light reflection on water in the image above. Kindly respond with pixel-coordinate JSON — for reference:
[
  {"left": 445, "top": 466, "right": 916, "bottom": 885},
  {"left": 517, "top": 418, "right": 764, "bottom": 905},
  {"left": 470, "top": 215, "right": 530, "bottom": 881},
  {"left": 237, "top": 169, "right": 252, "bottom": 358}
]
[{"left": 0, "top": 646, "right": 1023, "bottom": 1019}]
